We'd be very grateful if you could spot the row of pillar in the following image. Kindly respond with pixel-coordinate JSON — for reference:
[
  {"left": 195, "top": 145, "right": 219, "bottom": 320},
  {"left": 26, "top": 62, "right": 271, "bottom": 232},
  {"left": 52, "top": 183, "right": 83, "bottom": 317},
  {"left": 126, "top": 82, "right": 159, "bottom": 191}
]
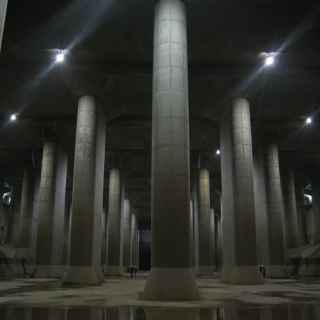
[{"left": 8, "top": 96, "right": 139, "bottom": 283}]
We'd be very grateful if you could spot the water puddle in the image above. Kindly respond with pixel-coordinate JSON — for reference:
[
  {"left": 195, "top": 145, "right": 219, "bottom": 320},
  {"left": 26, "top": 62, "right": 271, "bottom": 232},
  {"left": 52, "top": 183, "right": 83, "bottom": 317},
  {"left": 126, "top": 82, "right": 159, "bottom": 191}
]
[{"left": 0, "top": 304, "right": 319, "bottom": 319}]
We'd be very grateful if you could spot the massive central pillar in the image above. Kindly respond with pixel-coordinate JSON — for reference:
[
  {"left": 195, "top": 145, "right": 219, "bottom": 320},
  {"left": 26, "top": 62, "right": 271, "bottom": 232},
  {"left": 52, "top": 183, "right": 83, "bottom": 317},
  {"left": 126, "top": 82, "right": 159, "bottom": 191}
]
[
  {"left": 142, "top": 0, "right": 199, "bottom": 300},
  {"left": 63, "top": 95, "right": 102, "bottom": 284},
  {"left": 106, "top": 168, "right": 122, "bottom": 275},
  {"left": 198, "top": 168, "right": 214, "bottom": 274},
  {"left": 220, "top": 98, "right": 263, "bottom": 284},
  {"left": 265, "top": 145, "right": 286, "bottom": 277}
]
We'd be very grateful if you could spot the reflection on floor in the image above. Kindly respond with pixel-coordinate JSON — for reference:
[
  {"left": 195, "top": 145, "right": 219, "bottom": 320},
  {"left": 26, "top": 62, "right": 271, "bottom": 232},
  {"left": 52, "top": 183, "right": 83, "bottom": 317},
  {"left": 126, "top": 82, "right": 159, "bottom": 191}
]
[
  {"left": 0, "top": 276, "right": 320, "bottom": 309},
  {"left": 0, "top": 305, "right": 319, "bottom": 320}
]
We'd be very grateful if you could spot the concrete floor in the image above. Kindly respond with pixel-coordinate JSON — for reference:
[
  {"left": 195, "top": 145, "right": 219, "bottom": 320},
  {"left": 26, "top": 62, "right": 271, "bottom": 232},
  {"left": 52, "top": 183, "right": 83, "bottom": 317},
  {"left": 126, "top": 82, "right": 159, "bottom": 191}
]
[{"left": 0, "top": 275, "right": 320, "bottom": 308}]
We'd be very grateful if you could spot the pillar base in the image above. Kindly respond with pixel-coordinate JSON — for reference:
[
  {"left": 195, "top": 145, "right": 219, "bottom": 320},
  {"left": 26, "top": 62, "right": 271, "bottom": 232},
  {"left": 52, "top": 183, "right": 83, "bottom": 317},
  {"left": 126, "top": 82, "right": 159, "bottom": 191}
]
[
  {"left": 62, "top": 266, "right": 104, "bottom": 285},
  {"left": 299, "top": 263, "right": 320, "bottom": 277},
  {"left": 104, "top": 265, "right": 123, "bottom": 276},
  {"left": 50, "top": 265, "right": 66, "bottom": 278},
  {"left": 141, "top": 267, "right": 200, "bottom": 301},
  {"left": 15, "top": 248, "right": 31, "bottom": 259},
  {"left": 266, "top": 265, "right": 288, "bottom": 278},
  {"left": 222, "top": 266, "right": 264, "bottom": 284},
  {"left": 34, "top": 265, "right": 62, "bottom": 278},
  {"left": 197, "top": 266, "right": 215, "bottom": 276}
]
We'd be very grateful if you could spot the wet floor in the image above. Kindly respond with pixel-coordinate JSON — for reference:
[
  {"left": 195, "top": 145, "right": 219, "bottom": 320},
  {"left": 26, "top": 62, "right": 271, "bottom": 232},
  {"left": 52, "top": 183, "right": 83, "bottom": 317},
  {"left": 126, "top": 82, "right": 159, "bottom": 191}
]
[
  {"left": 1, "top": 305, "right": 320, "bottom": 320},
  {"left": 1, "top": 277, "right": 320, "bottom": 318}
]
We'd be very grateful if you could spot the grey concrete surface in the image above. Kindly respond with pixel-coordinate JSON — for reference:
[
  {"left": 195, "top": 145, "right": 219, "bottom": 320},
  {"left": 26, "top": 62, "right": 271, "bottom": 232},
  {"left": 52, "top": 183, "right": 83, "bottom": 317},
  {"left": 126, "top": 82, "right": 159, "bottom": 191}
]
[
  {"left": 254, "top": 147, "right": 270, "bottom": 266},
  {"left": 264, "top": 145, "right": 286, "bottom": 278},
  {"left": 63, "top": 96, "right": 102, "bottom": 285},
  {"left": 220, "top": 98, "right": 263, "bottom": 284},
  {"left": 16, "top": 168, "right": 34, "bottom": 257},
  {"left": 0, "top": 277, "right": 320, "bottom": 308},
  {"left": 310, "top": 178, "right": 320, "bottom": 245},
  {"left": 198, "top": 168, "right": 214, "bottom": 274},
  {"left": 191, "top": 176, "right": 199, "bottom": 270},
  {"left": 142, "top": 0, "right": 199, "bottom": 300},
  {"left": 51, "top": 148, "right": 68, "bottom": 278},
  {"left": 282, "top": 170, "right": 301, "bottom": 249},
  {"left": 93, "top": 109, "right": 106, "bottom": 282},
  {"left": 106, "top": 168, "right": 122, "bottom": 275},
  {"left": 129, "top": 212, "right": 138, "bottom": 268},
  {"left": 122, "top": 199, "right": 131, "bottom": 270},
  {"left": 35, "top": 142, "right": 57, "bottom": 278}
]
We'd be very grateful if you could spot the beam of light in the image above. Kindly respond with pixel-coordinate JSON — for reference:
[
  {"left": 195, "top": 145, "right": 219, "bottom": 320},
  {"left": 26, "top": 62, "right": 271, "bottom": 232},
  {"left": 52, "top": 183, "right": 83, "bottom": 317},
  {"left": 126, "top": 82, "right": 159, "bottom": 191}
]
[
  {"left": 278, "top": 6, "right": 320, "bottom": 54},
  {"left": 1, "top": 0, "right": 116, "bottom": 132}
]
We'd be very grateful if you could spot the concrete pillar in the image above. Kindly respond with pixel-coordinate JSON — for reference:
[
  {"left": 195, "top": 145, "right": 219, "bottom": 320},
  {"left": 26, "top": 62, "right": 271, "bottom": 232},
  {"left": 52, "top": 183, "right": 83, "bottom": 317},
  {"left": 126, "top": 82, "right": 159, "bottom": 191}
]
[
  {"left": 101, "top": 210, "right": 107, "bottom": 267},
  {"left": 63, "top": 95, "right": 102, "bottom": 285},
  {"left": 35, "top": 141, "right": 57, "bottom": 277},
  {"left": 220, "top": 98, "right": 263, "bottom": 284},
  {"left": 189, "top": 199, "right": 194, "bottom": 268},
  {"left": 34, "top": 147, "right": 68, "bottom": 277},
  {"left": 210, "top": 208, "right": 216, "bottom": 269},
  {"left": 93, "top": 110, "right": 106, "bottom": 280},
  {"left": 0, "top": 203, "right": 8, "bottom": 245},
  {"left": 130, "top": 212, "right": 137, "bottom": 267},
  {"left": 310, "top": 178, "right": 320, "bottom": 244},
  {"left": 282, "top": 170, "right": 301, "bottom": 248},
  {"left": 295, "top": 183, "right": 308, "bottom": 245},
  {"left": 253, "top": 148, "right": 270, "bottom": 266},
  {"left": 30, "top": 173, "right": 40, "bottom": 262},
  {"left": 122, "top": 199, "right": 131, "bottom": 270},
  {"left": 51, "top": 149, "right": 68, "bottom": 277},
  {"left": 16, "top": 168, "right": 34, "bottom": 257},
  {"left": 9, "top": 176, "right": 23, "bottom": 246},
  {"left": 265, "top": 144, "right": 287, "bottom": 277},
  {"left": 198, "top": 168, "right": 214, "bottom": 274},
  {"left": 143, "top": 0, "right": 199, "bottom": 300},
  {"left": 216, "top": 213, "right": 223, "bottom": 271},
  {"left": 191, "top": 177, "right": 199, "bottom": 270},
  {"left": 106, "top": 168, "right": 122, "bottom": 275},
  {"left": 0, "top": 0, "right": 8, "bottom": 51}
]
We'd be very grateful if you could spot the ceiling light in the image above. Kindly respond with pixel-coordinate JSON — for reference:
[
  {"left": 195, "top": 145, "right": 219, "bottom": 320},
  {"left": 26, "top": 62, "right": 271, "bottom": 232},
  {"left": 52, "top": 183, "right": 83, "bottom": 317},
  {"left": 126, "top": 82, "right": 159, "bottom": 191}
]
[
  {"left": 10, "top": 113, "right": 17, "bottom": 122},
  {"left": 306, "top": 117, "right": 312, "bottom": 125},
  {"left": 260, "top": 52, "right": 277, "bottom": 68},
  {"left": 216, "top": 149, "right": 221, "bottom": 156},
  {"left": 55, "top": 50, "right": 66, "bottom": 63},
  {"left": 264, "top": 56, "right": 275, "bottom": 67}
]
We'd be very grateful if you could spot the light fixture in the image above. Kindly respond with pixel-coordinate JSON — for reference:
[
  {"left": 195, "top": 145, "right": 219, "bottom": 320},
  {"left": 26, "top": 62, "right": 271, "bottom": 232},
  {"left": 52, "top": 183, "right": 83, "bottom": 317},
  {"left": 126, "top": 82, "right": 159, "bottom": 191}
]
[
  {"left": 306, "top": 117, "right": 312, "bottom": 125},
  {"left": 55, "top": 50, "right": 66, "bottom": 64},
  {"left": 264, "top": 55, "right": 275, "bottom": 67},
  {"left": 216, "top": 149, "right": 221, "bottom": 156},
  {"left": 10, "top": 113, "right": 17, "bottom": 122},
  {"left": 260, "top": 52, "right": 277, "bottom": 68}
]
